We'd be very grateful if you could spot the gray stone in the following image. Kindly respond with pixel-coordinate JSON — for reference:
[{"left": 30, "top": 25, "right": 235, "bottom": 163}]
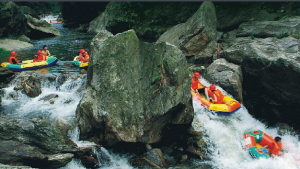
[
  {"left": 47, "top": 153, "right": 74, "bottom": 168},
  {"left": 157, "top": 2, "right": 217, "bottom": 64},
  {"left": 204, "top": 58, "right": 243, "bottom": 102},
  {"left": 237, "top": 16, "right": 300, "bottom": 38},
  {"left": 24, "top": 14, "right": 61, "bottom": 37},
  {"left": 0, "top": 116, "right": 78, "bottom": 167},
  {"left": 18, "top": 35, "right": 30, "bottom": 42},
  {"left": 77, "top": 29, "right": 193, "bottom": 146},
  {"left": 223, "top": 36, "right": 300, "bottom": 123},
  {"left": 130, "top": 148, "right": 168, "bottom": 169}
]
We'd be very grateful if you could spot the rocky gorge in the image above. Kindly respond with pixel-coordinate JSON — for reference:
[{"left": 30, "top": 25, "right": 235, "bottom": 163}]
[{"left": 0, "top": 1, "right": 300, "bottom": 169}]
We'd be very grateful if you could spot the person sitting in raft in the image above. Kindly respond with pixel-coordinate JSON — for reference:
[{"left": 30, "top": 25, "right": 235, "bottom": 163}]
[
  {"left": 78, "top": 49, "right": 89, "bottom": 63},
  {"left": 205, "top": 84, "right": 224, "bottom": 104},
  {"left": 76, "top": 38, "right": 81, "bottom": 42},
  {"left": 9, "top": 51, "right": 22, "bottom": 64},
  {"left": 263, "top": 136, "right": 284, "bottom": 157},
  {"left": 191, "top": 72, "right": 206, "bottom": 94},
  {"left": 33, "top": 50, "right": 46, "bottom": 62},
  {"left": 42, "top": 45, "right": 50, "bottom": 56}
]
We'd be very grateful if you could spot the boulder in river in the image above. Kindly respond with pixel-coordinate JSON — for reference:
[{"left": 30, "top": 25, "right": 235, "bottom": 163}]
[
  {"left": 130, "top": 148, "right": 168, "bottom": 169},
  {"left": 14, "top": 74, "right": 42, "bottom": 97},
  {"left": 76, "top": 29, "right": 193, "bottom": 146},
  {"left": 157, "top": 1, "right": 217, "bottom": 64},
  {"left": 223, "top": 36, "right": 300, "bottom": 125},
  {"left": 87, "top": 12, "right": 107, "bottom": 34},
  {"left": 0, "top": 116, "right": 78, "bottom": 168},
  {"left": 18, "top": 35, "right": 30, "bottom": 42},
  {"left": 204, "top": 58, "right": 243, "bottom": 102},
  {"left": 24, "top": 14, "right": 61, "bottom": 38}
]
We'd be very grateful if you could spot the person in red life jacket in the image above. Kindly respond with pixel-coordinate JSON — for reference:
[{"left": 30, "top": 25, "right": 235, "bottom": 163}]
[
  {"left": 191, "top": 72, "right": 206, "bottom": 94},
  {"left": 33, "top": 50, "right": 46, "bottom": 62},
  {"left": 50, "top": 20, "right": 52, "bottom": 24},
  {"left": 9, "top": 51, "right": 22, "bottom": 64},
  {"left": 205, "top": 84, "right": 225, "bottom": 104},
  {"left": 264, "top": 136, "right": 284, "bottom": 157},
  {"left": 78, "top": 49, "right": 89, "bottom": 63},
  {"left": 42, "top": 45, "right": 50, "bottom": 56}
]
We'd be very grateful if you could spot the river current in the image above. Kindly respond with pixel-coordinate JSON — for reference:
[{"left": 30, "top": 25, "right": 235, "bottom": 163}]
[{"left": 1, "top": 19, "right": 300, "bottom": 169}]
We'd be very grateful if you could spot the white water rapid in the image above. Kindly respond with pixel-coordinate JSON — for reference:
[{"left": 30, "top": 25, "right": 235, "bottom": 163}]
[{"left": 191, "top": 78, "right": 300, "bottom": 169}]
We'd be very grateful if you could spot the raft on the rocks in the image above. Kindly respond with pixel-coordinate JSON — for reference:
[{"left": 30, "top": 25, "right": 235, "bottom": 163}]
[
  {"left": 1, "top": 56, "right": 58, "bottom": 72},
  {"left": 73, "top": 56, "right": 88, "bottom": 68},
  {"left": 191, "top": 87, "right": 241, "bottom": 115},
  {"left": 244, "top": 130, "right": 283, "bottom": 159}
]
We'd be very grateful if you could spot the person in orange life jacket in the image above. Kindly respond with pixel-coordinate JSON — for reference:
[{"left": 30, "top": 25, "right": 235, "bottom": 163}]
[
  {"left": 78, "top": 49, "right": 89, "bottom": 63},
  {"left": 205, "top": 84, "right": 224, "bottom": 104},
  {"left": 42, "top": 45, "right": 50, "bottom": 56},
  {"left": 191, "top": 72, "right": 206, "bottom": 94},
  {"left": 9, "top": 51, "right": 22, "bottom": 64},
  {"left": 33, "top": 50, "right": 46, "bottom": 62},
  {"left": 263, "top": 136, "right": 284, "bottom": 157}
]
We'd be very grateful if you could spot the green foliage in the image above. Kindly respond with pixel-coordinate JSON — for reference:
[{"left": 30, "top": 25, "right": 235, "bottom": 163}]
[
  {"left": 15, "top": 2, "right": 62, "bottom": 15},
  {"left": 0, "top": 48, "right": 10, "bottom": 57},
  {"left": 250, "top": 33, "right": 255, "bottom": 40},
  {"left": 275, "top": 32, "right": 289, "bottom": 39}
]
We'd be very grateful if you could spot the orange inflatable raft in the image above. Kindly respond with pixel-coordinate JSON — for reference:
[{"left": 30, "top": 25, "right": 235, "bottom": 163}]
[
  {"left": 244, "top": 130, "right": 283, "bottom": 159},
  {"left": 191, "top": 87, "right": 241, "bottom": 116}
]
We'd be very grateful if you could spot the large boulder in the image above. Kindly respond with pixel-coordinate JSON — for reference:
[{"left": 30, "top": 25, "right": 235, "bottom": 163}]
[
  {"left": 87, "top": 12, "right": 108, "bottom": 34},
  {"left": 0, "top": 116, "right": 78, "bottom": 168},
  {"left": 223, "top": 36, "right": 300, "bottom": 124},
  {"left": 237, "top": 16, "right": 300, "bottom": 38},
  {"left": 14, "top": 74, "right": 42, "bottom": 97},
  {"left": 24, "top": 14, "right": 61, "bottom": 39},
  {"left": 157, "top": 1, "right": 217, "bottom": 64},
  {"left": 204, "top": 58, "right": 243, "bottom": 102},
  {"left": 76, "top": 29, "right": 193, "bottom": 146}
]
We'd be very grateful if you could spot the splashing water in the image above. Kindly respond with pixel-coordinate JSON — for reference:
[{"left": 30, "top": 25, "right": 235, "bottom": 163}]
[{"left": 191, "top": 78, "right": 300, "bottom": 169}]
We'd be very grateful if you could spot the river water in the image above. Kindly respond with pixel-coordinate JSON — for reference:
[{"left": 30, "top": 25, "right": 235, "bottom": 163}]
[{"left": 1, "top": 20, "right": 300, "bottom": 169}]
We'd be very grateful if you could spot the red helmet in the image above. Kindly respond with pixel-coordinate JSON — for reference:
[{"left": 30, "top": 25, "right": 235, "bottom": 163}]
[
  {"left": 11, "top": 51, "right": 17, "bottom": 56},
  {"left": 210, "top": 85, "right": 216, "bottom": 91},
  {"left": 80, "top": 49, "right": 86, "bottom": 54},
  {"left": 37, "top": 50, "right": 43, "bottom": 55},
  {"left": 194, "top": 72, "right": 200, "bottom": 78}
]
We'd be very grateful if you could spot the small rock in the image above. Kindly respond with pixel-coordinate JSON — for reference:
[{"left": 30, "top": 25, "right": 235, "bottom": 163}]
[
  {"left": 18, "top": 35, "right": 30, "bottom": 42},
  {"left": 39, "top": 94, "right": 58, "bottom": 102},
  {"left": 47, "top": 153, "right": 74, "bottom": 168},
  {"left": 130, "top": 148, "right": 168, "bottom": 169}
]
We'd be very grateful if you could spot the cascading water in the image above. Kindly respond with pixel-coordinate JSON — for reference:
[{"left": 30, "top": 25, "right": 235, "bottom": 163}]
[{"left": 191, "top": 78, "right": 300, "bottom": 169}]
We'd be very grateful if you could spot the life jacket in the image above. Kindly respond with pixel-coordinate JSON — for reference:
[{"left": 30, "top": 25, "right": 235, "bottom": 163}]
[
  {"left": 208, "top": 89, "right": 224, "bottom": 104},
  {"left": 79, "top": 52, "right": 89, "bottom": 62},
  {"left": 9, "top": 56, "right": 18, "bottom": 64},
  {"left": 268, "top": 142, "right": 282, "bottom": 155},
  {"left": 191, "top": 76, "right": 200, "bottom": 90}
]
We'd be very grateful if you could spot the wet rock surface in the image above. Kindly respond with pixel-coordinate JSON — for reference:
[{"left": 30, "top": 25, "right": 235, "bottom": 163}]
[
  {"left": 204, "top": 58, "right": 243, "bottom": 102},
  {"left": 237, "top": 16, "right": 300, "bottom": 38},
  {"left": 24, "top": 14, "right": 61, "bottom": 39},
  {"left": 77, "top": 29, "right": 193, "bottom": 146},
  {"left": 157, "top": 1, "right": 217, "bottom": 64},
  {"left": 130, "top": 148, "right": 168, "bottom": 169},
  {"left": 223, "top": 36, "right": 300, "bottom": 125},
  {"left": 14, "top": 74, "right": 42, "bottom": 98},
  {"left": 0, "top": 116, "right": 78, "bottom": 168}
]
